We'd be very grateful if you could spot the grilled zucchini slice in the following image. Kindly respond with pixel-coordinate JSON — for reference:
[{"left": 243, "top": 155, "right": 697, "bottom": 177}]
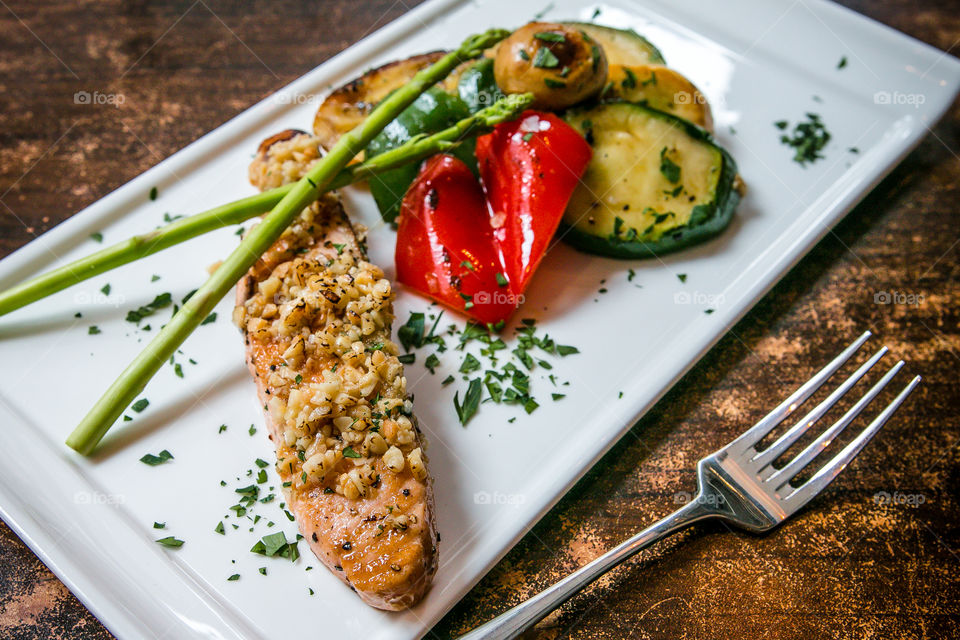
[
  {"left": 560, "top": 101, "right": 739, "bottom": 259},
  {"left": 313, "top": 51, "right": 465, "bottom": 154},
  {"left": 562, "top": 22, "right": 666, "bottom": 66},
  {"left": 603, "top": 64, "right": 713, "bottom": 131}
]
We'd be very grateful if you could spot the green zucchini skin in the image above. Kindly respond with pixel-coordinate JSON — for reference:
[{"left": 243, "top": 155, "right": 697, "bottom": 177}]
[
  {"left": 559, "top": 102, "right": 740, "bottom": 259},
  {"left": 561, "top": 22, "right": 667, "bottom": 66}
]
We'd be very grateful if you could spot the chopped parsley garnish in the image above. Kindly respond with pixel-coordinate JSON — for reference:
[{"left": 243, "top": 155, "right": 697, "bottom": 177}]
[
  {"left": 460, "top": 260, "right": 475, "bottom": 271},
  {"left": 218, "top": 424, "right": 227, "bottom": 434},
  {"left": 677, "top": 273, "right": 687, "bottom": 283},
  {"left": 533, "top": 31, "right": 565, "bottom": 42},
  {"left": 495, "top": 272, "right": 508, "bottom": 287},
  {"left": 398, "top": 353, "right": 415, "bottom": 364},
  {"left": 153, "top": 522, "right": 166, "bottom": 529},
  {"left": 88, "top": 326, "right": 101, "bottom": 335},
  {"left": 342, "top": 446, "right": 361, "bottom": 458},
  {"left": 200, "top": 312, "right": 217, "bottom": 325},
  {"left": 151, "top": 274, "right": 161, "bottom": 282},
  {"left": 459, "top": 353, "right": 481, "bottom": 374},
  {"left": 518, "top": 49, "right": 530, "bottom": 61},
  {"left": 621, "top": 67, "right": 637, "bottom": 89},
  {"left": 454, "top": 378, "right": 483, "bottom": 425},
  {"left": 215, "top": 521, "right": 225, "bottom": 535},
  {"left": 250, "top": 531, "right": 299, "bottom": 561},
  {"left": 544, "top": 78, "right": 566, "bottom": 89},
  {"left": 532, "top": 46, "right": 560, "bottom": 69},
  {"left": 90, "top": 232, "right": 103, "bottom": 243},
  {"left": 776, "top": 113, "right": 831, "bottom": 166},
  {"left": 403, "top": 314, "right": 580, "bottom": 424},
  {"left": 140, "top": 449, "right": 173, "bottom": 466},
  {"left": 294, "top": 374, "right": 303, "bottom": 384},
  {"left": 100, "top": 283, "right": 111, "bottom": 296},
  {"left": 131, "top": 398, "right": 150, "bottom": 412},
  {"left": 149, "top": 186, "right": 158, "bottom": 200},
  {"left": 227, "top": 574, "right": 240, "bottom": 581},
  {"left": 837, "top": 56, "right": 847, "bottom": 69},
  {"left": 513, "top": 347, "right": 534, "bottom": 370},
  {"left": 248, "top": 424, "right": 257, "bottom": 436},
  {"left": 332, "top": 243, "right": 346, "bottom": 254},
  {"left": 125, "top": 292, "right": 172, "bottom": 324},
  {"left": 659, "top": 148, "right": 681, "bottom": 184},
  {"left": 156, "top": 536, "right": 184, "bottom": 548},
  {"left": 398, "top": 312, "right": 426, "bottom": 351}
]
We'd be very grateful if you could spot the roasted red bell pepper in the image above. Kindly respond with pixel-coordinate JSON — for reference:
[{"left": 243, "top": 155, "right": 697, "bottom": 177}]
[
  {"left": 476, "top": 111, "right": 593, "bottom": 293},
  {"left": 395, "top": 154, "right": 516, "bottom": 325},
  {"left": 395, "top": 111, "right": 591, "bottom": 325}
]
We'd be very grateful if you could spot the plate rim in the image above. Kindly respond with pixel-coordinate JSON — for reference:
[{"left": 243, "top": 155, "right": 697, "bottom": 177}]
[{"left": 0, "top": 0, "right": 958, "bottom": 638}]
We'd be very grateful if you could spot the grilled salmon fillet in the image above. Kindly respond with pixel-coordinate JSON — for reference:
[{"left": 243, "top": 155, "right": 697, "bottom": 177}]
[{"left": 234, "top": 173, "right": 438, "bottom": 608}]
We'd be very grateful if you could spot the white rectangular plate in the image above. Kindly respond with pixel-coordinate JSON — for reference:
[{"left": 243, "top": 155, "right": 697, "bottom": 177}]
[{"left": 1, "top": 0, "right": 957, "bottom": 638}]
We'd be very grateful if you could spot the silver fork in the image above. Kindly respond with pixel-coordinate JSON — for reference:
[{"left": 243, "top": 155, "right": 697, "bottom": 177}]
[{"left": 457, "top": 331, "right": 920, "bottom": 640}]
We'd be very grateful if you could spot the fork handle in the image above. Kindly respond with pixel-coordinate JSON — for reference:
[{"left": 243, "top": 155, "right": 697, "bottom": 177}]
[{"left": 456, "top": 500, "right": 712, "bottom": 640}]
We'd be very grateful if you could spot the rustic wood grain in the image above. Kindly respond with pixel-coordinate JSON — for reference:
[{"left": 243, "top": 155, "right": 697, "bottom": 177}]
[{"left": 0, "top": 1, "right": 957, "bottom": 638}]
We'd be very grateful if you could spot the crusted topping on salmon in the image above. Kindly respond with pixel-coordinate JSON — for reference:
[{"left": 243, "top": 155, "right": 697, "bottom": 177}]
[
  {"left": 236, "top": 240, "right": 422, "bottom": 497},
  {"left": 248, "top": 131, "right": 323, "bottom": 192},
  {"left": 235, "top": 192, "right": 437, "bottom": 610}
]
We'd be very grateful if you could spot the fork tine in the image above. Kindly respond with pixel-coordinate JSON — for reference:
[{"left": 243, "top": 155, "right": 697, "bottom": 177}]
[
  {"left": 783, "top": 374, "right": 921, "bottom": 507},
  {"left": 751, "top": 346, "right": 888, "bottom": 468},
  {"left": 729, "top": 331, "right": 872, "bottom": 451},
  {"left": 766, "top": 360, "right": 905, "bottom": 489}
]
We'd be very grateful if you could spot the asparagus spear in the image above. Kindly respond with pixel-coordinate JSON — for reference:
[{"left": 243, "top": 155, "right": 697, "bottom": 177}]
[
  {"left": 65, "top": 29, "right": 511, "bottom": 455},
  {"left": 0, "top": 92, "right": 532, "bottom": 318}
]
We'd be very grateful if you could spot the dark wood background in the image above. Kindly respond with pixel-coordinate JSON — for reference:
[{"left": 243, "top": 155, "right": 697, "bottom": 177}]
[{"left": 1, "top": 1, "right": 957, "bottom": 638}]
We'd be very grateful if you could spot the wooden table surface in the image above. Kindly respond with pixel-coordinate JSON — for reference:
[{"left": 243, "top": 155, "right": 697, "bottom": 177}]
[{"left": 1, "top": 1, "right": 957, "bottom": 638}]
